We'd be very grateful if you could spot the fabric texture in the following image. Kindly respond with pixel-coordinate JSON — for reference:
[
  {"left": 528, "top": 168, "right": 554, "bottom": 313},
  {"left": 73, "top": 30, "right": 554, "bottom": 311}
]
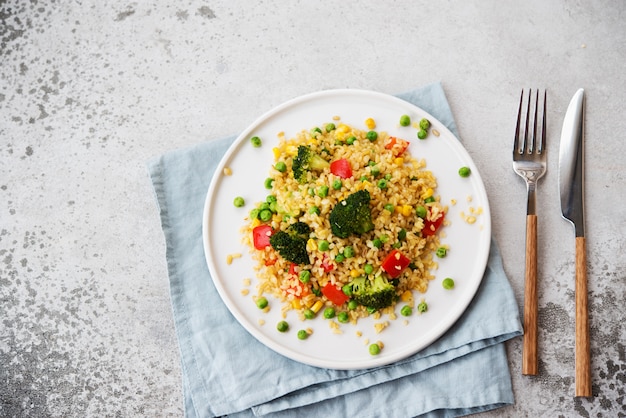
[{"left": 147, "top": 82, "right": 522, "bottom": 418}]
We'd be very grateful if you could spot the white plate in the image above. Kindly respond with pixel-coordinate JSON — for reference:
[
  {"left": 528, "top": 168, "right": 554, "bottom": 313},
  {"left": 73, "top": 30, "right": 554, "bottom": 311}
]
[{"left": 202, "top": 89, "right": 491, "bottom": 369}]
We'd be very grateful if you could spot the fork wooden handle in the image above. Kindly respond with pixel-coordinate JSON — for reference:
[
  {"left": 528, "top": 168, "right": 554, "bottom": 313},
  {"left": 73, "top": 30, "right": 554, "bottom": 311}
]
[
  {"left": 522, "top": 214, "right": 538, "bottom": 375},
  {"left": 575, "top": 236, "right": 592, "bottom": 397}
]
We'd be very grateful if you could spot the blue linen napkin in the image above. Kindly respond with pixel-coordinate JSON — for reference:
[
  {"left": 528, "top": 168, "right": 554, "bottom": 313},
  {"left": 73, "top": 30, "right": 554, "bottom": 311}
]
[{"left": 147, "top": 82, "right": 523, "bottom": 418}]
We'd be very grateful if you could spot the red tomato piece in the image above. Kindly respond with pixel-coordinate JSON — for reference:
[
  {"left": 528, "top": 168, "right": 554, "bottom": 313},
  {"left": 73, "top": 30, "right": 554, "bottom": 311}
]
[
  {"left": 330, "top": 159, "right": 353, "bottom": 179},
  {"left": 384, "top": 136, "right": 409, "bottom": 156},
  {"left": 321, "top": 282, "right": 350, "bottom": 306},
  {"left": 422, "top": 211, "right": 445, "bottom": 237},
  {"left": 381, "top": 249, "right": 411, "bottom": 278},
  {"left": 252, "top": 224, "right": 274, "bottom": 250}
]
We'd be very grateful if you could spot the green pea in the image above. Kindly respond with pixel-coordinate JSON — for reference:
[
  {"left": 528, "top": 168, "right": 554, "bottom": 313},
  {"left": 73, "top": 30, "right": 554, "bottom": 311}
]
[
  {"left": 276, "top": 321, "right": 289, "bottom": 332},
  {"left": 416, "top": 205, "right": 427, "bottom": 218},
  {"left": 417, "top": 301, "right": 428, "bottom": 313},
  {"left": 337, "top": 311, "right": 349, "bottom": 323},
  {"left": 377, "top": 179, "right": 388, "bottom": 189},
  {"left": 274, "top": 161, "right": 287, "bottom": 172},
  {"left": 366, "top": 131, "right": 378, "bottom": 142},
  {"left": 310, "top": 127, "right": 322, "bottom": 137},
  {"left": 297, "top": 329, "right": 309, "bottom": 340},
  {"left": 384, "top": 203, "right": 394, "bottom": 212},
  {"left": 399, "top": 114, "right": 411, "bottom": 126},
  {"left": 366, "top": 306, "right": 377, "bottom": 315},
  {"left": 299, "top": 270, "right": 311, "bottom": 284},
  {"left": 400, "top": 305, "right": 413, "bottom": 317},
  {"left": 348, "top": 300, "right": 358, "bottom": 310},
  {"left": 417, "top": 129, "right": 428, "bottom": 140},
  {"left": 369, "top": 343, "right": 381, "bottom": 355},
  {"left": 264, "top": 177, "right": 274, "bottom": 189},
  {"left": 419, "top": 118, "right": 431, "bottom": 130},
  {"left": 335, "top": 253, "right": 345, "bottom": 263},
  {"left": 318, "top": 240, "right": 330, "bottom": 251},
  {"left": 343, "top": 246, "right": 355, "bottom": 258},
  {"left": 424, "top": 196, "right": 436, "bottom": 204},
  {"left": 458, "top": 166, "right": 471, "bottom": 177},
  {"left": 360, "top": 175, "right": 369, "bottom": 182},
  {"left": 380, "top": 234, "right": 390, "bottom": 243},
  {"left": 323, "top": 307, "right": 336, "bottom": 319},
  {"left": 442, "top": 278, "right": 455, "bottom": 290},
  {"left": 233, "top": 196, "right": 245, "bottom": 207},
  {"left": 250, "top": 136, "right": 262, "bottom": 147},
  {"left": 364, "top": 264, "right": 374, "bottom": 275},
  {"left": 342, "top": 284, "right": 353, "bottom": 296},
  {"left": 325, "top": 123, "right": 336, "bottom": 132},
  {"left": 398, "top": 228, "right": 407, "bottom": 241},
  {"left": 259, "top": 209, "right": 272, "bottom": 222},
  {"left": 303, "top": 308, "right": 316, "bottom": 319},
  {"left": 436, "top": 247, "right": 447, "bottom": 258},
  {"left": 308, "top": 206, "right": 320, "bottom": 215},
  {"left": 371, "top": 166, "right": 381, "bottom": 177},
  {"left": 317, "top": 185, "right": 329, "bottom": 197},
  {"left": 266, "top": 195, "right": 277, "bottom": 203},
  {"left": 392, "top": 241, "right": 402, "bottom": 249},
  {"left": 332, "top": 179, "right": 342, "bottom": 190},
  {"left": 372, "top": 238, "right": 383, "bottom": 249},
  {"left": 346, "top": 136, "right": 356, "bottom": 145},
  {"left": 249, "top": 208, "right": 260, "bottom": 220},
  {"left": 384, "top": 173, "right": 392, "bottom": 181},
  {"left": 269, "top": 201, "right": 278, "bottom": 213},
  {"left": 256, "top": 297, "right": 268, "bottom": 309}
]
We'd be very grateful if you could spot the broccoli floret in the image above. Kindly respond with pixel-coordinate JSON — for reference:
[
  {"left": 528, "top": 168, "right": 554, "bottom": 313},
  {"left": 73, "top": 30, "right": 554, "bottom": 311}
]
[
  {"left": 269, "top": 221, "right": 311, "bottom": 265},
  {"left": 292, "top": 145, "right": 330, "bottom": 183},
  {"left": 348, "top": 275, "right": 396, "bottom": 310},
  {"left": 329, "top": 190, "right": 375, "bottom": 238}
]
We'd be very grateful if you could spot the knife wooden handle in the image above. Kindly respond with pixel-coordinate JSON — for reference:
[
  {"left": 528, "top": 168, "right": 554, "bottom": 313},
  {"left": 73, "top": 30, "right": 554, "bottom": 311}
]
[
  {"left": 575, "top": 236, "right": 592, "bottom": 397},
  {"left": 522, "top": 214, "right": 538, "bottom": 375}
]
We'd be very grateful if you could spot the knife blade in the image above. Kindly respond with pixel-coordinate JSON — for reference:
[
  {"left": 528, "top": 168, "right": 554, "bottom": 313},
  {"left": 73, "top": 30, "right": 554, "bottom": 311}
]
[{"left": 558, "top": 88, "right": 591, "bottom": 397}]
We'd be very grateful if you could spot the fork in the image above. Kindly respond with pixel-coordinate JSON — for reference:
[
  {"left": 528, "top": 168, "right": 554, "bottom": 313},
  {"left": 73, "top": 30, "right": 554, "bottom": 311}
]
[{"left": 513, "top": 89, "right": 547, "bottom": 376}]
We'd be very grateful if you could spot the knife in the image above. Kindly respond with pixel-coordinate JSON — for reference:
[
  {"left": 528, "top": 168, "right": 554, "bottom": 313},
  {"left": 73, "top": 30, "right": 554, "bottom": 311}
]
[{"left": 558, "top": 88, "right": 592, "bottom": 397}]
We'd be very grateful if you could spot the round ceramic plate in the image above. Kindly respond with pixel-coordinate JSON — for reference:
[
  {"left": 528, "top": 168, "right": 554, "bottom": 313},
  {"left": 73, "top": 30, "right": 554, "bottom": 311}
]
[{"left": 202, "top": 89, "right": 491, "bottom": 369}]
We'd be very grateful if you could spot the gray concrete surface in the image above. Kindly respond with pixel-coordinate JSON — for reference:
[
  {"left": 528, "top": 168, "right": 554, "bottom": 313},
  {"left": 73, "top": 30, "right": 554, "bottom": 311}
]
[{"left": 1, "top": 1, "right": 624, "bottom": 417}]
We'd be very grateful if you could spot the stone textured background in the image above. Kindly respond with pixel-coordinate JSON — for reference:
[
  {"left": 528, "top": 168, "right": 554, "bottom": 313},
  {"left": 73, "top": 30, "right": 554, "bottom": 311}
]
[{"left": 1, "top": 1, "right": 624, "bottom": 417}]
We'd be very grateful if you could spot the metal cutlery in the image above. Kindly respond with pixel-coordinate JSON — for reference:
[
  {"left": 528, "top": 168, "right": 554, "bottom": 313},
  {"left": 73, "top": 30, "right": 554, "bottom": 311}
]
[
  {"left": 512, "top": 89, "right": 547, "bottom": 376},
  {"left": 559, "top": 88, "right": 591, "bottom": 397}
]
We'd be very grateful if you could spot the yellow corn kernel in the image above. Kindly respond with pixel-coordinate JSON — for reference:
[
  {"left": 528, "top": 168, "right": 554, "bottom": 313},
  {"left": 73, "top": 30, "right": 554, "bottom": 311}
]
[
  {"left": 401, "top": 205, "right": 412, "bottom": 217},
  {"left": 400, "top": 290, "right": 413, "bottom": 302},
  {"left": 272, "top": 147, "right": 280, "bottom": 159},
  {"left": 350, "top": 269, "right": 360, "bottom": 278},
  {"left": 223, "top": 166, "right": 232, "bottom": 176},
  {"left": 365, "top": 118, "right": 376, "bottom": 129},
  {"left": 394, "top": 157, "right": 404, "bottom": 166},
  {"left": 422, "top": 188, "right": 434, "bottom": 199},
  {"left": 307, "top": 238, "right": 317, "bottom": 251},
  {"left": 394, "top": 205, "right": 402, "bottom": 214},
  {"left": 337, "top": 124, "right": 350, "bottom": 134},
  {"left": 311, "top": 300, "right": 324, "bottom": 314},
  {"left": 291, "top": 299, "right": 302, "bottom": 310},
  {"left": 285, "top": 145, "right": 297, "bottom": 156},
  {"left": 251, "top": 218, "right": 261, "bottom": 228}
]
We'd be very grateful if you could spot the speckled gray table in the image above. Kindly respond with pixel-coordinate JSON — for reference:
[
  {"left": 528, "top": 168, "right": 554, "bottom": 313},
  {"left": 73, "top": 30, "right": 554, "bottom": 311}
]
[{"left": 1, "top": 1, "right": 625, "bottom": 417}]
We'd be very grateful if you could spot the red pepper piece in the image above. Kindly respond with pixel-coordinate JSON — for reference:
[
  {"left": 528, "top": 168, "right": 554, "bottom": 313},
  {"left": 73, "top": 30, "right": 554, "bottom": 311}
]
[
  {"left": 321, "top": 282, "right": 350, "bottom": 306},
  {"left": 330, "top": 158, "right": 353, "bottom": 179},
  {"left": 381, "top": 249, "right": 411, "bottom": 278},
  {"left": 252, "top": 224, "right": 274, "bottom": 250}
]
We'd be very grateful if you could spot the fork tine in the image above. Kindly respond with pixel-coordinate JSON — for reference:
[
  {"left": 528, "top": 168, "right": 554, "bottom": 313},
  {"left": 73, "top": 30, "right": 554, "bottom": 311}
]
[
  {"left": 514, "top": 89, "right": 524, "bottom": 154},
  {"left": 524, "top": 88, "right": 532, "bottom": 153},
  {"left": 530, "top": 89, "right": 538, "bottom": 153},
  {"left": 539, "top": 90, "right": 547, "bottom": 154}
]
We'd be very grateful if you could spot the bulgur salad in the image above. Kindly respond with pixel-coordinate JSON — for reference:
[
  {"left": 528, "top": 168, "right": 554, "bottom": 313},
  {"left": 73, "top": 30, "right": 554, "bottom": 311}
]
[{"left": 241, "top": 116, "right": 448, "bottom": 342}]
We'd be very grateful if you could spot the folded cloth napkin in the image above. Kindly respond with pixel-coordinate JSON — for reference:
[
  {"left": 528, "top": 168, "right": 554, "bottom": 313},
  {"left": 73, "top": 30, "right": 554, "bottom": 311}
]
[{"left": 147, "top": 82, "right": 523, "bottom": 418}]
